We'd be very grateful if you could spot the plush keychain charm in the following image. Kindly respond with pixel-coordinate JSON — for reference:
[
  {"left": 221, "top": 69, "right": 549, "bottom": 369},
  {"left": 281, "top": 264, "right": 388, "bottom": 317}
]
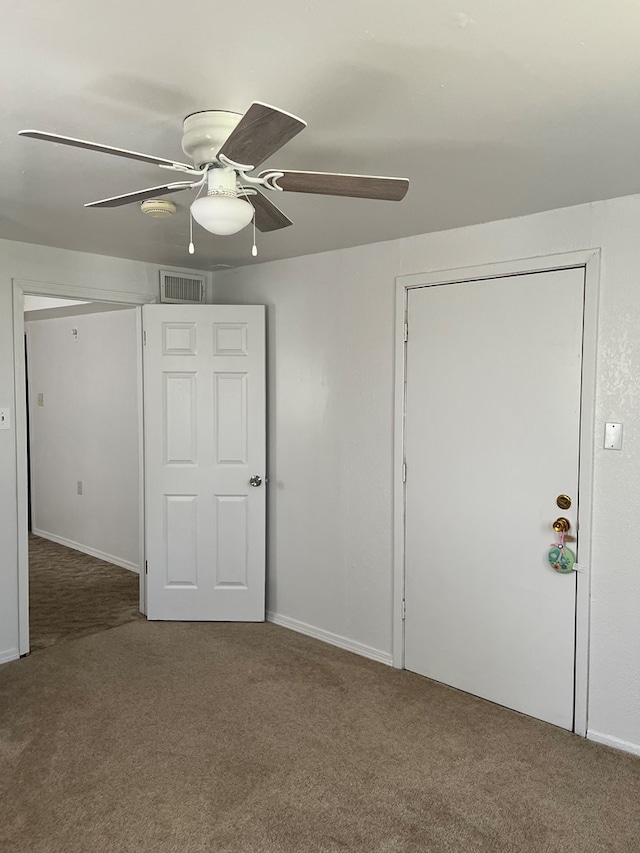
[{"left": 548, "top": 526, "right": 576, "bottom": 574}]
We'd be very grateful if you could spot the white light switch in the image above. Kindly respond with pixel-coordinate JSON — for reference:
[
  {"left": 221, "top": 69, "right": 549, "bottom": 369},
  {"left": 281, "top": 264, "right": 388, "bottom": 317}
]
[
  {"left": 604, "top": 422, "right": 623, "bottom": 450},
  {"left": 37, "top": 392, "right": 44, "bottom": 407},
  {"left": 0, "top": 407, "right": 10, "bottom": 430}
]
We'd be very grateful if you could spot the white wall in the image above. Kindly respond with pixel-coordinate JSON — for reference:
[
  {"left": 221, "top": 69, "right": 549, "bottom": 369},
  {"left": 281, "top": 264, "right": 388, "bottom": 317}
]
[
  {"left": 213, "top": 194, "right": 640, "bottom": 754},
  {"left": 2, "top": 202, "right": 639, "bottom": 753},
  {"left": 0, "top": 237, "right": 212, "bottom": 664},
  {"left": 26, "top": 309, "right": 139, "bottom": 570}
]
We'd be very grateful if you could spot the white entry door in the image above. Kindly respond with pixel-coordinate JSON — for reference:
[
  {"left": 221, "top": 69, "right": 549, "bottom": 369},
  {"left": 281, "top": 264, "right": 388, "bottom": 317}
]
[
  {"left": 404, "top": 268, "right": 585, "bottom": 729},
  {"left": 143, "top": 304, "right": 266, "bottom": 621}
]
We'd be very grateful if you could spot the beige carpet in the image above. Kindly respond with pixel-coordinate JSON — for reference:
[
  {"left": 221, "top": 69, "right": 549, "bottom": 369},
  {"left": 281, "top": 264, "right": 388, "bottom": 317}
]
[
  {"left": 1, "top": 620, "right": 639, "bottom": 853},
  {"left": 29, "top": 533, "right": 141, "bottom": 652}
]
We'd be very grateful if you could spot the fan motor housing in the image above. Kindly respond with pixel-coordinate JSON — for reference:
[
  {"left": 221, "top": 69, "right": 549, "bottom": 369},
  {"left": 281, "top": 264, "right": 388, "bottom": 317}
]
[{"left": 182, "top": 110, "right": 242, "bottom": 168}]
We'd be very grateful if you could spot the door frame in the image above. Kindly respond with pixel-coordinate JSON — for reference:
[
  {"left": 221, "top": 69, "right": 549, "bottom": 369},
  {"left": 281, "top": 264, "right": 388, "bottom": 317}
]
[
  {"left": 13, "top": 278, "right": 156, "bottom": 656},
  {"left": 393, "top": 249, "right": 601, "bottom": 737}
]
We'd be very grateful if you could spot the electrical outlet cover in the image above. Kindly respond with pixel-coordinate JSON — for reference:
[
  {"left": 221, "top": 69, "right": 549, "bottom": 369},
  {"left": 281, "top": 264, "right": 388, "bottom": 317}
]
[{"left": 604, "top": 422, "right": 623, "bottom": 450}]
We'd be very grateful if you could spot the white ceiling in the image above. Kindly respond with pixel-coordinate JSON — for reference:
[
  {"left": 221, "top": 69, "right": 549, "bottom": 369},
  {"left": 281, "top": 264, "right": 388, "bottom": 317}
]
[
  {"left": 3, "top": 1, "right": 640, "bottom": 270},
  {"left": 23, "top": 295, "right": 133, "bottom": 319},
  {"left": 23, "top": 296, "right": 88, "bottom": 312}
]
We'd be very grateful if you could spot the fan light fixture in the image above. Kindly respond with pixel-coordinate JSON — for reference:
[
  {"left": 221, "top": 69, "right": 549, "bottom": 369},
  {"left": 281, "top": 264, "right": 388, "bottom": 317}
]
[
  {"left": 18, "top": 102, "right": 411, "bottom": 256},
  {"left": 189, "top": 167, "right": 254, "bottom": 236},
  {"left": 191, "top": 194, "right": 253, "bottom": 236}
]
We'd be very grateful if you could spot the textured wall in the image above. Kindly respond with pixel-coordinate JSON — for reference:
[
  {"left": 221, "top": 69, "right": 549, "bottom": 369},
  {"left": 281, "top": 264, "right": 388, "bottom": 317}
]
[
  {"left": 214, "top": 195, "right": 640, "bottom": 752},
  {"left": 2, "top": 197, "right": 639, "bottom": 752}
]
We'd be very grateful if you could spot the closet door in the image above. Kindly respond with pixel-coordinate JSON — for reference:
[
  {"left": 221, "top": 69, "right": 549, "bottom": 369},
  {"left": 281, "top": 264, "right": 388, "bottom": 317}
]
[{"left": 404, "top": 269, "right": 584, "bottom": 729}]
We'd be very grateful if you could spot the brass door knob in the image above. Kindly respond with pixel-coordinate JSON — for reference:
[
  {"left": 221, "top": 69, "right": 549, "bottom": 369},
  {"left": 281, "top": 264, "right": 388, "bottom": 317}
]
[{"left": 552, "top": 517, "right": 571, "bottom": 534}]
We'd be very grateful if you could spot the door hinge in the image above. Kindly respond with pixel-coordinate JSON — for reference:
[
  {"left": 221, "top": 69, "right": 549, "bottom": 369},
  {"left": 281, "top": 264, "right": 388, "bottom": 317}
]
[
  {"left": 402, "top": 599, "right": 406, "bottom": 620},
  {"left": 143, "top": 330, "right": 147, "bottom": 345},
  {"left": 402, "top": 461, "right": 407, "bottom": 483},
  {"left": 145, "top": 560, "right": 148, "bottom": 575},
  {"left": 404, "top": 321, "right": 408, "bottom": 342}
]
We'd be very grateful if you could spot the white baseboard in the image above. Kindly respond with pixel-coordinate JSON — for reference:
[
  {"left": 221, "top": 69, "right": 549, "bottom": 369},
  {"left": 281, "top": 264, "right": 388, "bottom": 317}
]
[
  {"left": 0, "top": 647, "right": 20, "bottom": 666},
  {"left": 32, "top": 529, "right": 139, "bottom": 574},
  {"left": 267, "top": 611, "right": 393, "bottom": 666},
  {"left": 587, "top": 730, "right": 640, "bottom": 757}
]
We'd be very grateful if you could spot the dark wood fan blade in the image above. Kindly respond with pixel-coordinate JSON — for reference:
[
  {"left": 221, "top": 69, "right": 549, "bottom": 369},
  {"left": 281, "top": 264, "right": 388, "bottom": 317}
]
[
  {"left": 262, "top": 170, "right": 410, "bottom": 201},
  {"left": 246, "top": 190, "right": 293, "bottom": 232},
  {"left": 85, "top": 182, "right": 193, "bottom": 208},
  {"left": 19, "top": 130, "right": 192, "bottom": 170},
  {"left": 217, "top": 103, "right": 306, "bottom": 169}
]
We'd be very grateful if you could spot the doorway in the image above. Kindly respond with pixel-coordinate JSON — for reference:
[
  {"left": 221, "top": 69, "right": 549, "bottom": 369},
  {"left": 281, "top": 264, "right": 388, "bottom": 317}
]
[
  {"left": 14, "top": 280, "right": 154, "bottom": 656},
  {"left": 393, "top": 251, "right": 599, "bottom": 735},
  {"left": 24, "top": 296, "right": 142, "bottom": 650},
  {"left": 15, "top": 283, "right": 268, "bottom": 655}
]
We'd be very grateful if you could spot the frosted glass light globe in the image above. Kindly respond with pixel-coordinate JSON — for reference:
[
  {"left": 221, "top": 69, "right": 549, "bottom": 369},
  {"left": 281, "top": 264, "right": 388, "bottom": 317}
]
[{"left": 190, "top": 195, "right": 254, "bottom": 236}]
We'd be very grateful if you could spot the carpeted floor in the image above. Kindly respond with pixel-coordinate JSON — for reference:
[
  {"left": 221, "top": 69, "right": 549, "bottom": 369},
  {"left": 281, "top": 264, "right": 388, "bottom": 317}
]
[
  {"left": 28, "top": 533, "right": 141, "bottom": 652},
  {"left": 1, "top": 620, "right": 639, "bottom": 852}
]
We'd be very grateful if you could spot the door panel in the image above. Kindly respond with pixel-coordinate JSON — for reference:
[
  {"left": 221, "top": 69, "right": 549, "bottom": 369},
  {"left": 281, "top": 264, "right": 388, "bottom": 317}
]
[
  {"left": 404, "top": 268, "right": 584, "bottom": 729},
  {"left": 144, "top": 304, "right": 266, "bottom": 621}
]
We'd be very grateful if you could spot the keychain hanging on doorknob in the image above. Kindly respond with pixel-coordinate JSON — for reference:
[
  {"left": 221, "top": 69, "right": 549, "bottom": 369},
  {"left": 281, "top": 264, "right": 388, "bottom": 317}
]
[{"left": 547, "top": 517, "right": 576, "bottom": 574}]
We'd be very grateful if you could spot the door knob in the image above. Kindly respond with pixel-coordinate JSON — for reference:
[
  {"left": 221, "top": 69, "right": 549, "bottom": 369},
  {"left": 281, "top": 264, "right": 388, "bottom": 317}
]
[
  {"left": 552, "top": 517, "right": 571, "bottom": 534},
  {"left": 249, "top": 475, "right": 263, "bottom": 487}
]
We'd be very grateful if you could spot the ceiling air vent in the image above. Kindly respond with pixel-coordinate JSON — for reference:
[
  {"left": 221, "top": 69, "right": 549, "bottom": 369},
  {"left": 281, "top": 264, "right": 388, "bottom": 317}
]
[{"left": 160, "top": 270, "right": 205, "bottom": 304}]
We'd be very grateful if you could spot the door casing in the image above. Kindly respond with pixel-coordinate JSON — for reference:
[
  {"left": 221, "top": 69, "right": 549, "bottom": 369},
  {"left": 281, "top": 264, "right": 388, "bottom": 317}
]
[
  {"left": 393, "top": 250, "right": 600, "bottom": 737},
  {"left": 13, "top": 278, "right": 156, "bottom": 656}
]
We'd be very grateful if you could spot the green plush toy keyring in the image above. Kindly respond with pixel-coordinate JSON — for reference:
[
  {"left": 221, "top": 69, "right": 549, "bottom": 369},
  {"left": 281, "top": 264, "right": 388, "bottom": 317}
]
[{"left": 547, "top": 522, "right": 575, "bottom": 574}]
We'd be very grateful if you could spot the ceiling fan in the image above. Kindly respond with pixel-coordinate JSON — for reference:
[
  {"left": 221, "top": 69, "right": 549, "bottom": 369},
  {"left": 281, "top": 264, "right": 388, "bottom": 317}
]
[{"left": 19, "top": 102, "right": 410, "bottom": 250}]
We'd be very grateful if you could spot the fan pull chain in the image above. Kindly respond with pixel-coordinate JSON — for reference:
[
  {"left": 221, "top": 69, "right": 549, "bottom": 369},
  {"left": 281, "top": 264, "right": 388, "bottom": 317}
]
[
  {"left": 251, "top": 210, "right": 258, "bottom": 257},
  {"left": 188, "top": 176, "right": 207, "bottom": 255},
  {"left": 188, "top": 210, "right": 195, "bottom": 255}
]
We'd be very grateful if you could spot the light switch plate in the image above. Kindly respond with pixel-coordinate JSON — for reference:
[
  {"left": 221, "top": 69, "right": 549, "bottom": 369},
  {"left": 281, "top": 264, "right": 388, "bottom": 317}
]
[
  {"left": 604, "top": 422, "right": 623, "bottom": 450},
  {"left": 0, "top": 407, "right": 10, "bottom": 430}
]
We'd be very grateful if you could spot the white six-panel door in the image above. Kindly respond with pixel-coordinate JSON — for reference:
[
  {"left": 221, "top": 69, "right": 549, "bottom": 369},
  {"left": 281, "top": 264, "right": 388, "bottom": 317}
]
[
  {"left": 143, "top": 304, "right": 266, "bottom": 621},
  {"left": 404, "top": 268, "right": 584, "bottom": 729}
]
